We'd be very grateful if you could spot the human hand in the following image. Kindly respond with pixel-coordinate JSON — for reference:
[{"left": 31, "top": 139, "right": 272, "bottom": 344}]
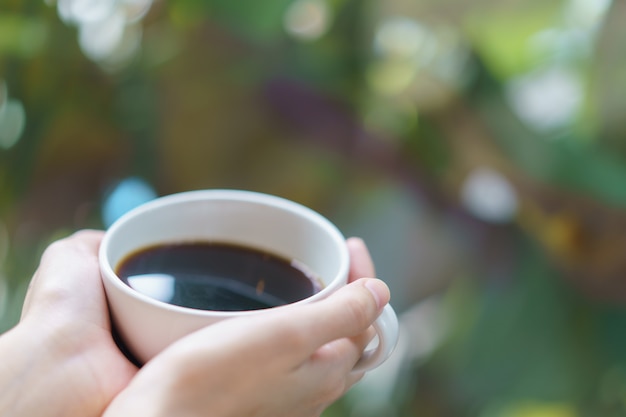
[
  {"left": 0, "top": 231, "right": 387, "bottom": 417},
  {"left": 0, "top": 230, "right": 138, "bottom": 417},
  {"left": 104, "top": 237, "right": 389, "bottom": 417}
]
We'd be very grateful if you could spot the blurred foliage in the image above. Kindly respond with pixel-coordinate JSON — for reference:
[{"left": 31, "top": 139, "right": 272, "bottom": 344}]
[{"left": 2, "top": 0, "right": 626, "bottom": 416}]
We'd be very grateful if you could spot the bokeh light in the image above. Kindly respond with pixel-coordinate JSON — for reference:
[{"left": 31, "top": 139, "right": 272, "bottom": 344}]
[
  {"left": 367, "top": 17, "right": 470, "bottom": 112},
  {"left": 0, "top": 86, "right": 26, "bottom": 150},
  {"left": 367, "top": 17, "right": 430, "bottom": 96},
  {"left": 565, "top": 0, "right": 612, "bottom": 31},
  {"left": 374, "top": 17, "right": 436, "bottom": 63},
  {"left": 284, "top": 0, "right": 331, "bottom": 41},
  {"left": 479, "top": 401, "right": 577, "bottom": 417},
  {"left": 366, "top": 60, "right": 417, "bottom": 96},
  {"left": 461, "top": 167, "right": 519, "bottom": 224},
  {"left": 54, "top": 0, "right": 153, "bottom": 68},
  {"left": 102, "top": 177, "right": 157, "bottom": 227},
  {"left": 78, "top": 9, "right": 126, "bottom": 61},
  {"left": 58, "top": 0, "right": 117, "bottom": 24},
  {"left": 506, "top": 65, "right": 583, "bottom": 133}
]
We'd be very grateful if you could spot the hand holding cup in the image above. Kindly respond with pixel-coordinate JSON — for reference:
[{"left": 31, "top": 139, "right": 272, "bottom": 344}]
[{"left": 99, "top": 190, "right": 399, "bottom": 371}]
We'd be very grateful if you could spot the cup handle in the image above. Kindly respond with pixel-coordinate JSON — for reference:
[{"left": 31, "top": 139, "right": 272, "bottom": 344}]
[{"left": 352, "top": 304, "right": 399, "bottom": 373}]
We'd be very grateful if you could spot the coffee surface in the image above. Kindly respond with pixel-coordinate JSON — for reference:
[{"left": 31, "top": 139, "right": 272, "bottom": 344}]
[{"left": 116, "top": 242, "right": 322, "bottom": 311}]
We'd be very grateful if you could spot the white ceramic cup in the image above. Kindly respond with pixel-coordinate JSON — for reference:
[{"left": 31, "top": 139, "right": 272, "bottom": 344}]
[{"left": 99, "top": 189, "right": 399, "bottom": 372}]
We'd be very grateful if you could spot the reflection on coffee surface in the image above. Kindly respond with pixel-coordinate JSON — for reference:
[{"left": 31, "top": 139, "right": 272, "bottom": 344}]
[{"left": 116, "top": 242, "right": 323, "bottom": 311}]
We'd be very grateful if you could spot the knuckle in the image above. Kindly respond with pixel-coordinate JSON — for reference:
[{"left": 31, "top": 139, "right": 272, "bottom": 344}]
[
  {"left": 279, "top": 324, "right": 312, "bottom": 352},
  {"left": 42, "top": 230, "right": 100, "bottom": 256},
  {"left": 37, "top": 240, "right": 71, "bottom": 272},
  {"left": 41, "top": 235, "right": 83, "bottom": 261},
  {"left": 70, "top": 229, "right": 98, "bottom": 240},
  {"left": 41, "top": 238, "right": 68, "bottom": 258}
]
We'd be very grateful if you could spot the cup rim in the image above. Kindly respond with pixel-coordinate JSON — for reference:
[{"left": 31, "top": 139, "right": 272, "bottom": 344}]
[{"left": 99, "top": 189, "right": 350, "bottom": 317}]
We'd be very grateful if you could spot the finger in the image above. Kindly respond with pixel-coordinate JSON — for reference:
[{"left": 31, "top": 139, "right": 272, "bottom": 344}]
[
  {"left": 21, "top": 230, "right": 106, "bottom": 322},
  {"left": 291, "top": 332, "right": 374, "bottom": 409},
  {"left": 347, "top": 237, "right": 375, "bottom": 283},
  {"left": 164, "top": 279, "right": 388, "bottom": 373},
  {"left": 209, "top": 279, "right": 388, "bottom": 363},
  {"left": 308, "top": 325, "right": 376, "bottom": 376},
  {"left": 281, "top": 278, "right": 389, "bottom": 355}
]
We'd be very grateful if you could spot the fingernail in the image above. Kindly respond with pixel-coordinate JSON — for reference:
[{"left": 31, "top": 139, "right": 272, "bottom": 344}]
[{"left": 364, "top": 279, "right": 389, "bottom": 311}]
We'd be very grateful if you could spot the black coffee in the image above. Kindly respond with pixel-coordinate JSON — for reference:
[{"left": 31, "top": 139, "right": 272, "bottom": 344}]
[{"left": 115, "top": 241, "right": 323, "bottom": 311}]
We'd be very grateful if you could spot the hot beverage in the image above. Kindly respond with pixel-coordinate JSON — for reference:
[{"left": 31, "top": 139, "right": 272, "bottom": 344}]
[
  {"left": 100, "top": 190, "right": 398, "bottom": 369},
  {"left": 115, "top": 241, "right": 323, "bottom": 311}
]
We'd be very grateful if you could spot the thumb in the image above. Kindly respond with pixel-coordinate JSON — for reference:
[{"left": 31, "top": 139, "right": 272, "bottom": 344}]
[
  {"left": 21, "top": 230, "right": 107, "bottom": 323},
  {"left": 289, "top": 278, "right": 390, "bottom": 354}
]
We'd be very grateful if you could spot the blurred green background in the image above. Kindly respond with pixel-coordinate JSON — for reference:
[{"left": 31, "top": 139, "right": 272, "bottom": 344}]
[{"left": 2, "top": 0, "right": 626, "bottom": 415}]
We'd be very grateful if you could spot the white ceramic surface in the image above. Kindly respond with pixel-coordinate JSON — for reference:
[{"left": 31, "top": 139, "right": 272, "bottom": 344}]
[{"left": 99, "top": 189, "right": 398, "bottom": 371}]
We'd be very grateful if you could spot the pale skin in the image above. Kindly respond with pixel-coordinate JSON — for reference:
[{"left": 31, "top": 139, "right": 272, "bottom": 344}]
[{"left": 0, "top": 230, "right": 390, "bottom": 417}]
